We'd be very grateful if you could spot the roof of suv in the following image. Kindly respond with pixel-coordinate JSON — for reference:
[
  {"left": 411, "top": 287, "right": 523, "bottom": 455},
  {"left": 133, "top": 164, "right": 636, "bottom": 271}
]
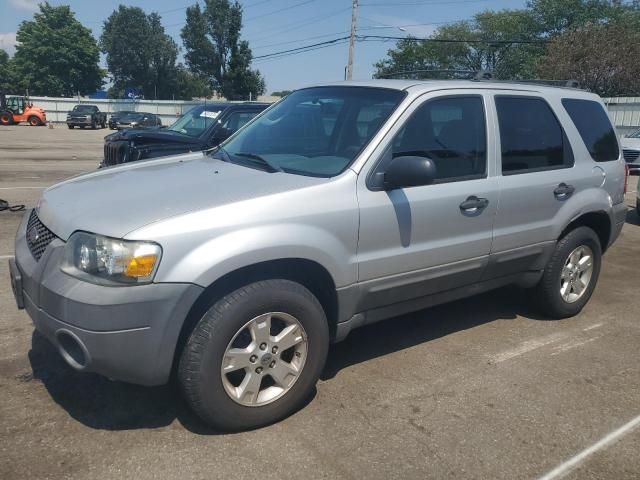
[{"left": 315, "top": 80, "right": 599, "bottom": 98}]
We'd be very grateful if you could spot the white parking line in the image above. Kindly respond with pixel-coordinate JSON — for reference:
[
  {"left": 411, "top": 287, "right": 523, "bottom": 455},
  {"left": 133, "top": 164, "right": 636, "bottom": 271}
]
[
  {"left": 550, "top": 336, "right": 601, "bottom": 356},
  {"left": 583, "top": 323, "right": 603, "bottom": 331},
  {"left": 489, "top": 332, "right": 567, "bottom": 363},
  {"left": 537, "top": 414, "right": 640, "bottom": 480},
  {"left": 0, "top": 255, "right": 15, "bottom": 260}
]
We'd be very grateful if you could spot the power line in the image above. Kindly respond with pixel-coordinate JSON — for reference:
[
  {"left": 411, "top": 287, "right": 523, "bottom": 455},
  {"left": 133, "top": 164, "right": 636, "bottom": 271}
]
[
  {"left": 361, "top": 0, "right": 490, "bottom": 5},
  {"left": 246, "top": 7, "right": 351, "bottom": 42},
  {"left": 252, "top": 34, "right": 550, "bottom": 64},
  {"left": 245, "top": 0, "right": 318, "bottom": 21}
]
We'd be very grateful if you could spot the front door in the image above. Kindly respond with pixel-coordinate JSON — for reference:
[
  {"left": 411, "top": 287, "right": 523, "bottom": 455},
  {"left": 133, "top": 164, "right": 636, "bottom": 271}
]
[{"left": 356, "top": 92, "right": 498, "bottom": 310}]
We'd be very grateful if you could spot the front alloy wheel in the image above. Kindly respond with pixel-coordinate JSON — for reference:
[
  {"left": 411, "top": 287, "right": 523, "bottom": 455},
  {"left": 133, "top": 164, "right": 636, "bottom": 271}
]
[
  {"left": 221, "top": 312, "right": 307, "bottom": 406},
  {"left": 179, "top": 279, "right": 329, "bottom": 431}
]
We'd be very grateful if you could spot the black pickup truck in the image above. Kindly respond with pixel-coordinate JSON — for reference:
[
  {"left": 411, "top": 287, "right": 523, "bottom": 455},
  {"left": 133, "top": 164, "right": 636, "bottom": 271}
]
[
  {"left": 102, "top": 102, "right": 269, "bottom": 167},
  {"left": 67, "top": 105, "right": 107, "bottom": 129}
]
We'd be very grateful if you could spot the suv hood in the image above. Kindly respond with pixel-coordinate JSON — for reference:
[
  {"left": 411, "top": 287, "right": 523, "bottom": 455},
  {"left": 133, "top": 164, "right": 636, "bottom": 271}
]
[
  {"left": 37, "top": 153, "right": 328, "bottom": 240},
  {"left": 105, "top": 128, "right": 203, "bottom": 146}
]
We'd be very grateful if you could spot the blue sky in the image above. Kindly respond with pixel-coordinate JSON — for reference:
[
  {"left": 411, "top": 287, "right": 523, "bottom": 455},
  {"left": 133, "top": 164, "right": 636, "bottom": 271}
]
[{"left": 1, "top": 0, "right": 526, "bottom": 93}]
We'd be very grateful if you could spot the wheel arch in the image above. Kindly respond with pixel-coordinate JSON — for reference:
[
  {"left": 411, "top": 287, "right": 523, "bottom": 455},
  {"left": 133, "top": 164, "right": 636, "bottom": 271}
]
[
  {"left": 559, "top": 210, "right": 612, "bottom": 252},
  {"left": 171, "top": 257, "right": 339, "bottom": 376}
]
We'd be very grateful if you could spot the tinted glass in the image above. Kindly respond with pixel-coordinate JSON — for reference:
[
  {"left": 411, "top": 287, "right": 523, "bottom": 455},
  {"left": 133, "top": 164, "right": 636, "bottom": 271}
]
[
  {"left": 562, "top": 99, "right": 619, "bottom": 162},
  {"left": 391, "top": 96, "right": 486, "bottom": 182},
  {"left": 73, "top": 105, "right": 97, "bottom": 113},
  {"left": 221, "top": 87, "right": 405, "bottom": 177},
  {"left": 221, "top": 111, "right": 258, "bottom": 133},
  {"left": 169, "top": 105, "right": 225, "bottom": 137},
  {"left": 496, "top": 97, "right": 571, "bottom": 174}
]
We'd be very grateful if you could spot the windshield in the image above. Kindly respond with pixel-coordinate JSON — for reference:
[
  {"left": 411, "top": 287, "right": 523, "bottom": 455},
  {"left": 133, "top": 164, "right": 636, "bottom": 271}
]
[
  {"left": 121, "top": 113, "right": 144, "bottom": 121},
  {"left": 220, "top": 87, "right": 406, "bottom": 177},
  {"left": 168, "top": 105, "right": 225, "bottom": 137},
  {"left": 628, "top": 129, "right": 640, "bottom": 139},
  {"left": 73, "top": 105, "right": 96, "bottom": 113}
]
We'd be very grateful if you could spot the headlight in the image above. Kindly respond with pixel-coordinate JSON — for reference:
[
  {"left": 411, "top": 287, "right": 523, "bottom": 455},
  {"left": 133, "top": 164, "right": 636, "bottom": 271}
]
[{"left": 62, "top": 232, "right": 161, "bottom": 285}]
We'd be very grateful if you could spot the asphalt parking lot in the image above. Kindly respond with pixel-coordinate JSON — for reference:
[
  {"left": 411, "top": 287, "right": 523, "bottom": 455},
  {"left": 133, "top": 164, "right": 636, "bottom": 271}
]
[{"left": 1, "top": 124, "right": 639, "bottom": 480}]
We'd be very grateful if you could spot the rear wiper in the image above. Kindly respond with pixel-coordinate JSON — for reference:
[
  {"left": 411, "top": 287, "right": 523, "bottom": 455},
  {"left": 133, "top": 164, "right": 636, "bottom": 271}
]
[{"left": 234, "top": 152, "right": 283, "bottom": 173}]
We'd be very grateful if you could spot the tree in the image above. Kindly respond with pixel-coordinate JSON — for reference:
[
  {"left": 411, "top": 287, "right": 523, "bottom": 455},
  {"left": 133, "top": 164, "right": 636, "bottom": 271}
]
[
  {"left": 271, "top": 90, "right": 292, "bottom": 97},
  {"left": 538, "top": 22, "right": 640, "bottom": 96},
  {"left": 100, "top": 6, "right": 179, "bottom": 99},
  {"left": 373, "top": 0, "right": 640, "bottom": 82},
  {"left": 374, "top": 9, "right": 541, "bottom": 80},
  {"left": 11, "top": 3, "right": 103, "bottom": 96},
  {"left": 0, "top": 50, "right": 17, "bottom": 92},
  {"left": 176, "top": 66, "right": 213, "bottom": 99},
  {"left": 181, "top": 0, "right": 265, "bottom": 100}
]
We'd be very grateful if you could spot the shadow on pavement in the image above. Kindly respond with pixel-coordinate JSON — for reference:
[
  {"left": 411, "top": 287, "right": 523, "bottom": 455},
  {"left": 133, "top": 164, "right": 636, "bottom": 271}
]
[
  {"left": 28, "top": 285, "right": 543, "bottom": 433},
  {"left": 626, "top": 207, "right": 639, "bottom": 226}
]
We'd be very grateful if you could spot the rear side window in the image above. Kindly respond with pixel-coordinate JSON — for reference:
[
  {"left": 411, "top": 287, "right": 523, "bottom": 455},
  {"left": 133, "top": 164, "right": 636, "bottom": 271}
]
[
  {"left": 496, "top": 96, "right": 573, "bottom": 175},
  {"left": 561, "top": 99, "right": 619, "bottom": 162}
]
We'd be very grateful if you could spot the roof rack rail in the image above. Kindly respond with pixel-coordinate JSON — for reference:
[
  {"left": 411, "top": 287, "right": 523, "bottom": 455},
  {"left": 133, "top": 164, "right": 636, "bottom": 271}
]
[{"left": 472, "top": 71, "right": 583, "bottom": 89}]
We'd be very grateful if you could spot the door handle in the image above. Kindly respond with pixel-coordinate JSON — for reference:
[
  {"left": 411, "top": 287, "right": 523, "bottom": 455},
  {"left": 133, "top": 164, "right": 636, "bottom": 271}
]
[
  {"left": 459, "top": 196, "right": 489, "bottom": 215},
  {"left": 554, "top": 183, "right": 575, "bottom": 200}
]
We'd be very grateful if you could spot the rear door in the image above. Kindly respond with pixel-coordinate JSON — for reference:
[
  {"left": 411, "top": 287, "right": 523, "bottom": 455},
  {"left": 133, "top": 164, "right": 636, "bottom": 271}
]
[{"left": 486, "top": 92, "right": 592, "bottom": 278}]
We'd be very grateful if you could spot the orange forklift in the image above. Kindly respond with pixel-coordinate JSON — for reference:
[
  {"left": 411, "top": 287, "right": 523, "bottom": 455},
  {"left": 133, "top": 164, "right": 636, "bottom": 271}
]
[{"left": 0, "top": 93, "right": 47, "bottom": 126}]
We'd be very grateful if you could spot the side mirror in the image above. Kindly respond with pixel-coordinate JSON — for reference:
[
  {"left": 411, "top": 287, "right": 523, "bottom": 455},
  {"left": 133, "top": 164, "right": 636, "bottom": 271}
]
[{"left": 383, "top": 156, "right": 437, "bottom": 190}]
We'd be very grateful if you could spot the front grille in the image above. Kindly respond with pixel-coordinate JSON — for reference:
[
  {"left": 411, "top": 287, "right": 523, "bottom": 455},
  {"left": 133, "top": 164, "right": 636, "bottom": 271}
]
[
  {"left": 26, "top": 210, "right": 57, "bottom": 261},
  {"left": 623, "top": 149, "right": 640, "bottom": 163},
  {"left": 103, "top": 140, "right": 130, "bottom": 166}
]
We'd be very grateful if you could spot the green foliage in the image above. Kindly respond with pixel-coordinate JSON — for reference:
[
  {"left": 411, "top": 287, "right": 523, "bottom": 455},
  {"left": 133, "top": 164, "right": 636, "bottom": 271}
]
[
  {"left": 271, "top": 90, "right": 292, "bottom": 97},
  {"left": 100, "top": 6, "right": 179, "bottom": 100},
  {"left": 11, "top": 3, "right": 103, "bottom": 96},
  {"left": 373, "top": 0, "right": 640, "bottom": 95},
  {"left": 181, "top": 0, "right": 265, "bottom": 100},
  {"left": 538, "top": 22, "right": 640, "bottom": 96},
  {"left": 0, "top": 50, "right": 18, "bottom": 93},
  {"left": 176, "top": 66, "right": 213, "bottom": 100}
]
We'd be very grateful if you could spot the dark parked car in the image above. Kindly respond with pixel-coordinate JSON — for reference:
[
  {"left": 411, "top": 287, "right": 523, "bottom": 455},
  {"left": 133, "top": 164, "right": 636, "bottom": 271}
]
[
  {"left": 67, "top": 105, "right": 107, "bottom": 129},
  {"left": 109, "top": 111, "right": 162, "bottom": 130},
  {"left": 102, "top": 102, "right": 268, "bottom": 167},
  {"left": 107, "top": 110, "right": 135, "bottom": 129}
]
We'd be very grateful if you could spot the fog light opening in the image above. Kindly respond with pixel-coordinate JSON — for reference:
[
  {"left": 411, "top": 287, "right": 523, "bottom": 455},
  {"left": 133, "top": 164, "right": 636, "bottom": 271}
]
[{"left": 56, "top": 330, "right": 89, "bottom": 370}]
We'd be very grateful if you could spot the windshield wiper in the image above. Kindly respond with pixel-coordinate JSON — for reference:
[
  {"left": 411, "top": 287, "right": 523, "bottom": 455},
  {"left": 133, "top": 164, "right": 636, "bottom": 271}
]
[{"left": 234, "top": 152, "right": 283, "bottom": 173}]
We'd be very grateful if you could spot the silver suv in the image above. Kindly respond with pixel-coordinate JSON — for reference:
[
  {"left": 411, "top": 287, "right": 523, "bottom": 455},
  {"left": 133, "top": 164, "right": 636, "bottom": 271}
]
[{"left": 9, "top": 80, "right": 628, "bottom": 430}]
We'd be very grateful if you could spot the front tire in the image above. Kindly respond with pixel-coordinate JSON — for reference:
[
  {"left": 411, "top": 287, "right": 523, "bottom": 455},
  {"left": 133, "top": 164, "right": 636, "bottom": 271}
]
[
  {"left": 178, "top": 279, "right": 329, "bottom": 431},
  {"left": 531, "top": 226, "right": 602, "bottom": 319}
]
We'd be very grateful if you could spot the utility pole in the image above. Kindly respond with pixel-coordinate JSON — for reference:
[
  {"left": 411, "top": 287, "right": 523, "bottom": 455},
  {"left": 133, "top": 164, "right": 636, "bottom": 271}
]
[{"left": 346, "top": 0, "right": 358, "bottom": 80}]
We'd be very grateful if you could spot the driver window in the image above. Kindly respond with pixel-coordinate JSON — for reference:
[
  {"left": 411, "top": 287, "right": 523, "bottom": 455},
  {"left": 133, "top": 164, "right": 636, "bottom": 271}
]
[{"left": 392, "top": 96, "right": 487, "bottom": 183}]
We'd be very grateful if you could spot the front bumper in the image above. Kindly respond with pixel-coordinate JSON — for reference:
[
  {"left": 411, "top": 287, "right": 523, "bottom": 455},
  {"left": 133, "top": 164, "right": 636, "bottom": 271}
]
[
  {"left": 11, "top": 211, "right": 203, "bottom": 385},
  {"left": 67, "top": 118, "right": 93, "bottom": 125}
]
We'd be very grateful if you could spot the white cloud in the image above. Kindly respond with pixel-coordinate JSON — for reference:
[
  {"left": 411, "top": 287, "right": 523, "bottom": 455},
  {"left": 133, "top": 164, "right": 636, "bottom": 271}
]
[
  {"left": 0, "top": 32, "right": 18, "bottom": 55},
  {"left": 9, "top": 0, "right": 39, "bottom": 11}
]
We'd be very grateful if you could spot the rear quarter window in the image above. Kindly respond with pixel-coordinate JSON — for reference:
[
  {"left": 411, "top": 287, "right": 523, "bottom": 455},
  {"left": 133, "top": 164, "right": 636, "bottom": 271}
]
[{"left": 561, "top": 99, "right": 619, "bottom": 162}]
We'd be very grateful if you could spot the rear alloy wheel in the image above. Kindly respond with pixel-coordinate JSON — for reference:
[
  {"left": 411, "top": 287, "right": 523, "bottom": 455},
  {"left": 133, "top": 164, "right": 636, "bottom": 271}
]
[
  {"left": 531, "top": 226, "right": 601, "bottom": 318},
  {"left": 28, "top": 116, "right": 42, "bottom": 126},
  {"left": 179, "top": 279, "right": 329, "bottom": 431}
]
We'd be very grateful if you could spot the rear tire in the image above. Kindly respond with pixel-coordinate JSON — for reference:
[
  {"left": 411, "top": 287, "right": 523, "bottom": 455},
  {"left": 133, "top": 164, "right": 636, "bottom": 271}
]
[
  {"left": 0, "top": 112, "right": 13, "bottom": 125},
  {"left": 531, "top": 226, "right": 602, "bottom": 319},
  {"left": 178, "top": 279, "right": 329, "bottom": 431}
]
